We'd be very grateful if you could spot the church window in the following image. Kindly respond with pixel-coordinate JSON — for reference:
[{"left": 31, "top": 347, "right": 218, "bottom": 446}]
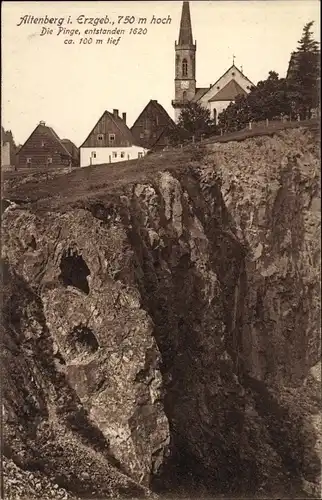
[
  {"left": 97, "top": 134, "right": 104, "bottom": 141},
  {"left": 182, "top": 59, "right": 188, "bottom": 77},
  {"left": 232, "top": 72, "right": 236, "bottom": 76},
  {"left": 217, "top": 86, "right": 220, "bottom": 90},
  {"left": 109, "top": 134, "right": 115, "bottom": 142}
]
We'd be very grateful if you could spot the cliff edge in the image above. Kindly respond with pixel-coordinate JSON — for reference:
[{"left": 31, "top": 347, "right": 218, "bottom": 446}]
[{"left": 2, "top": 126, "right": 321, "bottom": 499}]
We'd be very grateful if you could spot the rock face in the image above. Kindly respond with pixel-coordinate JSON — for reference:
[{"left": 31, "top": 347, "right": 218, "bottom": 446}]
[{"left": 2, "top": 127, "right": 321, "bottom": 499}]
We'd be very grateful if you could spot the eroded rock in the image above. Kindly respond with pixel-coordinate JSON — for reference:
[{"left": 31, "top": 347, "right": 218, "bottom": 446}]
[{"left": 2, "top": 126, "right": 320, "bottom": 499}]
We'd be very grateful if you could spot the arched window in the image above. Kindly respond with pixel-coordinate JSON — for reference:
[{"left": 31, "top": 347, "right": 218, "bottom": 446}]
[
  {"left": 182, "top": 59, "right": 188, "bottom": 77},
  {"left": 213, "top": 108, "right": 217, "bottom": 123}
]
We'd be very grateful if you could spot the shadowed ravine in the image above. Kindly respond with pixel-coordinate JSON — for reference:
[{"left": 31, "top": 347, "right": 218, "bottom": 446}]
[{"left": 2, "top": 126, "right": 321, "bottom": 499}]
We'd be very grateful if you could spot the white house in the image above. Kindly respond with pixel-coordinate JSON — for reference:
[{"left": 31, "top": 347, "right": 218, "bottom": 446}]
[{"left": 80, "top": 109, "right": 147, "bottom": 167}]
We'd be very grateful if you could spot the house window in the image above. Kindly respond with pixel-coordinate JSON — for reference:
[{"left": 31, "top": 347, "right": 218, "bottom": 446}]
[
  {"left": 183, "top": 91, "right": 187, "bottom": 101},
  {"left": 47, "top": 157, "right": 53, "bottom": 164},
  {"left": 41, "top": 141, "right": 46, "bottom": 147},
  {"left": 112, "top": 152, "right": 117, "bottom": 158},
  {"left": 26, "top": 158, "right": 32, "bottom": 164},
  {"left": 140, "top": 133, "right": 144, "bottom": 139},
  {"left": 217, "top": 86, "right": 220, "bottom": 90},
  {"left": 182, "top": 59, "right": 188, "bottom": 77},
  {"left": 138, "top": 152, "right": 143, "bottom": 158},
  {"left": 120, "top": 152, "right": 125, "bottom": 158},
  {"left": 91, "top": 151, "right": 96, "bottom": 158},
  {"left": 109, "top": 134, "right": 115, "bottom": 142},
  {"left": 97, "top": 134, "right": 103, "bottom": 141},
  {"left": 213, "top": 109, "right": 217, "bottom": 122}
]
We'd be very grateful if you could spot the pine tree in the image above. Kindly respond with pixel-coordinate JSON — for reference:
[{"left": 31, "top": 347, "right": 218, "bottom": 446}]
[{"left": 288, "top": 21, "right": 320, "bottom": 118}]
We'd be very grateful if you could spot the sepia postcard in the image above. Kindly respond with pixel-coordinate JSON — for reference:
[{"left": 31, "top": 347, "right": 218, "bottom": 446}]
[{"left": 1, "top": 1, "right": 321, "bottom": 500}]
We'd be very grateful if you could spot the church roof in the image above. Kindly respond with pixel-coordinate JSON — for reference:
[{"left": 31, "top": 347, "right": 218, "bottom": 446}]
[
  {"left": 209, "top": 80, "right": 248, "bottom": 101},
  {"left": 192, "top": 87, "right": 209, "bottom": 102},
  {"left": 178, "top": 1, "right": 193, "bottom": 45}
]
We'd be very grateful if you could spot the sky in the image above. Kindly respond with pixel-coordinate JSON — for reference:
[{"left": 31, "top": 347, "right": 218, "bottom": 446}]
[{"left": 2, "top": 0, "right": 320, "bottom": 147}]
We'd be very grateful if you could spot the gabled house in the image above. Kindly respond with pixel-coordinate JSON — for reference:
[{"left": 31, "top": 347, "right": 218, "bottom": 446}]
[
  {"left": 196, "top": 65, "right": 254, "bottom": 123},
  {"left": 61, "top": 139, "right": 80, "bottom": 167},
  {"left": 80, "top": 109, "right": 147, "bottom": 167},
  {"left": 131, "top": 99, "right": 176, "bottom": 150},
  {"left": 1, "top": 127, "right": 11, "bottom": 169},
  {"left": 16, "top": 121, "right": 74, "bottom": 168}
]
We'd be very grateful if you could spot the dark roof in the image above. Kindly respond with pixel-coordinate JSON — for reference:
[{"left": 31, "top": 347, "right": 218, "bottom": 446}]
[
  {"left": 17, "top": 123, "right": 72, "bottom": 157},
  {"left": 178, "top": 1, "right": 194, "bottom": 45},
  {"left": 80, "top": 110, "right": 138, "bottom": 148},
  {"left": 61, "top": 139, "right": 79, "bottom": 159},
  {"left": 131, "top": 100, "right": 176, "bottom": 130},
  {"left": 209, "top": 80, "right": 248, "bottom": 102},
  {"left": 192, "top": 87, "right": 209, "bottom": 102}
]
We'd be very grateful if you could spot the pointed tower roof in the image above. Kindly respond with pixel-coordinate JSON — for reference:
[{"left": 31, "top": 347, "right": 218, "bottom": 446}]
[{"left": 178, "top": 1, "right": 193, "bottom": 45}]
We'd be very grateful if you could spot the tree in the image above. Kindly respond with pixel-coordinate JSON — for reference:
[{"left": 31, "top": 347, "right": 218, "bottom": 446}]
[
  {"left": 170, "top": 102, "right": 217, "bottom": 144},
  {"left": 218, "top": 71, "right": 292, "bottom": 133},
  {"left": 287, "top": 21, "right": 320, "bottom": 119}
]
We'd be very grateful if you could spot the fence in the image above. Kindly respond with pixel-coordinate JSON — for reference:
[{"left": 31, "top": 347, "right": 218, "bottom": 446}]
[{"left": 161, "top": 117, "right": 319, "bottom": 153}]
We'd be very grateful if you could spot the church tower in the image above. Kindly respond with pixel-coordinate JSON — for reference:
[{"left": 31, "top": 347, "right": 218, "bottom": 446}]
[{"left": 172, "top": 1, "right": 196, "bottom": 122}]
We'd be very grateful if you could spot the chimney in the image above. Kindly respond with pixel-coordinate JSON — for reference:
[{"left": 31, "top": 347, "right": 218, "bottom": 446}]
[
  {"left": 113, "top": 109, "right": 119, "bottom": 118},
  {"left": 122, "top": 112, "right": 127, "bottom": 124},
  {"left": 39, "top": 120, "right": 46, "bottom": 126}
]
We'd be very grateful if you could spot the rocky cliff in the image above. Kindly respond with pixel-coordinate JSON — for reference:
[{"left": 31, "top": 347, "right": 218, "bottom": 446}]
[{"left": 2, "top": 125, "right": 321, "bottom": 499}]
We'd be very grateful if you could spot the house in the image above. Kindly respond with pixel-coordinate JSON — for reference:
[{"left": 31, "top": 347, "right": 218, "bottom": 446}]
[
  {"left": 172, "top": 1, "right": 254, "bottom": 123},
  {"left": 131, "top": 100, "right": 176, "bottom": 150},
  {"left": 1, "top": 128, "right": 11, "bottom": 169},
  {"left": 16, "top": 121, "right": 74, "bottom": 168},
  {"left": 80, "top": 109, "right": 147, "bottom": 167},
  {"left": 61, "top": 138, "right": 80, "bottom": 167}
]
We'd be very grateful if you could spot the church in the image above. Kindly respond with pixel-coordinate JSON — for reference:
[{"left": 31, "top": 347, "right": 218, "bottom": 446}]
[{"left": 172, "top": 1, "right": 254, "bottom": 124}]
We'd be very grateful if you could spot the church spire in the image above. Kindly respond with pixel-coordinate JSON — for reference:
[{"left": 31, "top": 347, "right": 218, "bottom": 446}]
[{"left": 178, "top": 1, "right": 193, "bottom": 45}]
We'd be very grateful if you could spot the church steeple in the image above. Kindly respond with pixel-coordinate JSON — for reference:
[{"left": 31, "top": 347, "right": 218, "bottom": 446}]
[
  {"left": 178, "top": 1, "right": 193, "bottom": 45},
  {"left": 172, "top": 1, "right": 197, "bottom": 123}
]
